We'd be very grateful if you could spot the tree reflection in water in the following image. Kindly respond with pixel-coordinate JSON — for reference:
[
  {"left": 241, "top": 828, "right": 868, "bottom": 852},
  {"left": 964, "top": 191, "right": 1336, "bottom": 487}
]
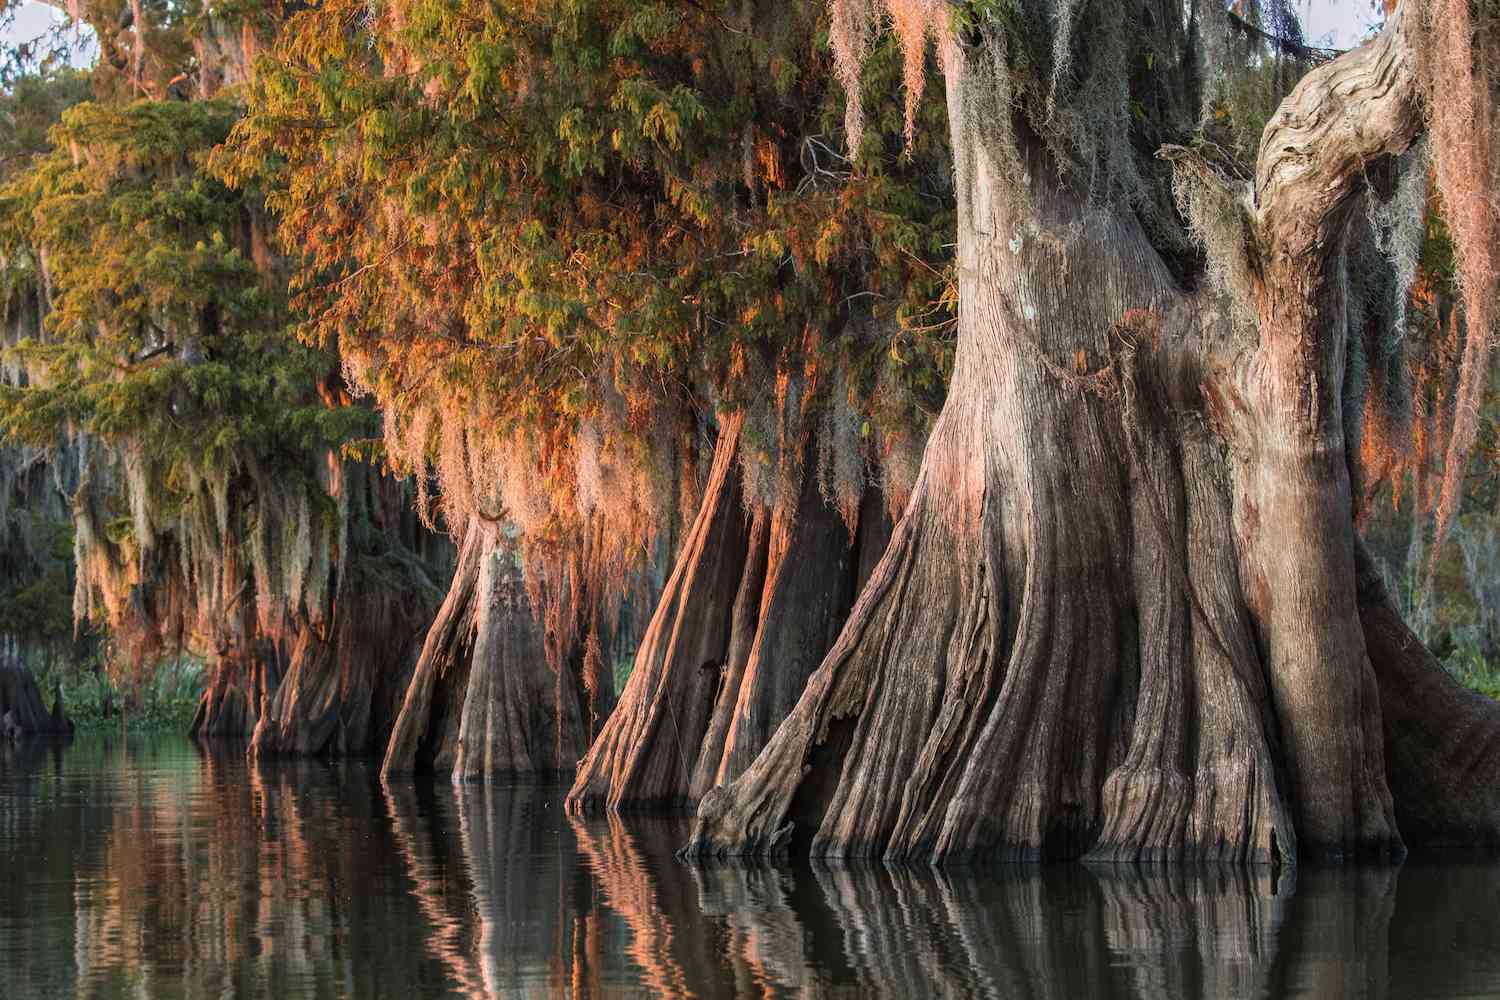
[{"left": 4, "top": 739, "right": 1500, "bottom": 999}]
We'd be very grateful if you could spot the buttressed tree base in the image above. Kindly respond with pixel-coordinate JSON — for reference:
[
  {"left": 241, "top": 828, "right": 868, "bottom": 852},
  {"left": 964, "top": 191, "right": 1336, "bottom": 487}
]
[{"left": 686, "top": 0, "right": 1500, "bottom": 864}]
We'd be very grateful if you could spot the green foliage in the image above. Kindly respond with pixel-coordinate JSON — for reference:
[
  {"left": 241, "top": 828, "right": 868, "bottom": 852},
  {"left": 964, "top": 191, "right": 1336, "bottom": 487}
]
[
  {"left": 0, "top": 513, "right": 78, "bottom": 642},
  {"left": 37, "top": 656, "right": 206, "bottom": 730},
  {"left": 0, "top": 97, "right": 354, "bottom": 467},
  {"left": 1443, "top": 646, "right": 1500, "bottom": 703},
  {"left": 0, "top": 67, "right": 92, "bottom": 176},
  {"left": 0, "top": 80, "right": 420, "bottom": 677}
]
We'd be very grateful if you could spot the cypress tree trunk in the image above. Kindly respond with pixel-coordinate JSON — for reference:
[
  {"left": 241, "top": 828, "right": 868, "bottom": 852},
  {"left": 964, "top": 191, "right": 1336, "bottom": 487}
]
[
  {"left": 249, "top": 467, "right": 439, "bottom": 757},
  {"left": 686, "top": 7, "right": 1493, "bottom": 863},
  {"left": 381, "top": 524, "right": 486, "bottom": 775},
  {"left": 196, "top": 466, "right": 446, "bottom": 756},
  {"left": 1356, "top": 541, "right": 1500, "bottom": 846},
  {"left": 381, "top": 521, "right": 591, "bottom": 779},
  {"left": 247, "top": 606, "right": 423, "bottom": 757},
  {"left": 565, "top": 415, "right": 890, "bottom": 813},
  {"left": 0, "top": 662, "right": 70, "bottom": 737},
  {"left": 191, "top": 631, "right": 277, "bottom": 743}
]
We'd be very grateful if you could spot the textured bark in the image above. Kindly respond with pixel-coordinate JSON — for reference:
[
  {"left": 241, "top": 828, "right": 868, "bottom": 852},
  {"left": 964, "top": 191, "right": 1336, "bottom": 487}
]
[
  {"left": 684, "top": 7, "right": 1459, "bottom": 864},
  {"left": 246, "top": 466, "right": 447, "bottom": 758},
  {"left": 381, "top": 521, "right": 589, "bottom": 779},
  {"left": 565, "top": 416, "right": 889, "bottom": 813},
  {"left": 382, "top": 522, "right": 486, "bottom": 775},
  {"left": 248, "top": 609, "right": 422, "bottom": 758},
  {"left": 1231, "top": 0, "right": 1423, "bottom": 858},
  {"left": 686, "top": 198, "right": 1295, "bottom": 863},
  {"left": 450, "top": 533, "right": 587, "bottom": 778},
  {"left": 0, "top": 662, "right": 70, "bottom": 737},
  {"left": 191, "top": 646, "right": 276, "bottom": 743}
]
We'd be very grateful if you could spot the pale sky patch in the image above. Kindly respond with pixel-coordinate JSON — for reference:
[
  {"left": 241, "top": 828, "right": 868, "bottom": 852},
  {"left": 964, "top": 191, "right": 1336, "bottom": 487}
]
[
  {"left": 1, "top": 1, "right": 96, "bottom": 67},
  {"left": 0, "top": 1, "right": 1386, "bottom": 82}
]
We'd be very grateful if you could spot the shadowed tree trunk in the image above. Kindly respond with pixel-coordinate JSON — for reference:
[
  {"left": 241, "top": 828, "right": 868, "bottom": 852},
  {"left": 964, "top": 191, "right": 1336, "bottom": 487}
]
[
  {"left": 191, "top": 627, "right": 278, "bottom": 743},
  {"left": 249, "top": 466, "right": 443, "bottom": 757},
  {"left": 1356, "top": 540, "right": 1500, "bottom": 846},
  {"left": 248, "top": 608, "right": 424, "bottom": 757},
  {"left": 0, "top": 661, "right": 70, "bottom": 736},
  {"left": 566, "top": 415, "right": 891, "bottom": 814},
  {"left": 196, "top": 467, "right": 446, "bottom": 754},
  {"left": 686, "top": 4, "right": 1492, "bottom": 864},
  {"left": 381, "top": 521, "right": 591, "bottom": 779}
]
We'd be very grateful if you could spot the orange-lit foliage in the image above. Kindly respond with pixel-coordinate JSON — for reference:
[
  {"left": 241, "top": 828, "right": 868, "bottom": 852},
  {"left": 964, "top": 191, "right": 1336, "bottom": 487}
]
[
  {"left": 221, "top": 0, "right": 957, "bottom": 640},
  {"left": 1420, "top": 0, "right": 1500, "bottom": 555}
]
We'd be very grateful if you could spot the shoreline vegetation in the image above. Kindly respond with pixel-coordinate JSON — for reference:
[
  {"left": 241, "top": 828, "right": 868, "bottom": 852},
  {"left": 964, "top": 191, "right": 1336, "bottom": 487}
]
[{"left": 12, "top": 629, "right": 1500, "bottom": 737}]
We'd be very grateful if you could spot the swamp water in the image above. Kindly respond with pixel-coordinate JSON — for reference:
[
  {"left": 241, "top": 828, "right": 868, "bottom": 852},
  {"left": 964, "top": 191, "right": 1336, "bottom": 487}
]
[{"left": 3, "top": 734, "right": 1500, "bottom": 998}]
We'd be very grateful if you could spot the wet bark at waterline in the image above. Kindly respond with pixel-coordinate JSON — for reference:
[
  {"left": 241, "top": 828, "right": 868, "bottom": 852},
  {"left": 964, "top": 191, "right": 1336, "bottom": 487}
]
[
  {"left": 0, "top": 662, "right": 71, "bottom": 738},
  {"left": 566, "top": 416, "right": 891, "bottom": 815},
  {"left": 192, "top": 644, "right": 276, "bottom": 743},
  {"left": 248, "top": 611, "right": 424, "bottom": 758},
  {"left": 684, "top": 5, "right": 1500, "bottom": 865},
  {"left": 193, "top": 584, "right": 433, "bottom": 757},
  {"left": 381, "top": 523, "right": 593, "bottom": 780}
]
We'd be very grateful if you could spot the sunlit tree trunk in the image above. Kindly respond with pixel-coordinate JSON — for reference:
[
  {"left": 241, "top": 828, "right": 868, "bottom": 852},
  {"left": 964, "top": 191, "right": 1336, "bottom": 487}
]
[
  {"left": 686, "top": 4, "right": 1496, "bottom": 863},
  {"left": 191, "top": 596, "right": 276, "bottom": 743},
  {"left": 566, "top": 415, "right": 890, "bottom": 813}
]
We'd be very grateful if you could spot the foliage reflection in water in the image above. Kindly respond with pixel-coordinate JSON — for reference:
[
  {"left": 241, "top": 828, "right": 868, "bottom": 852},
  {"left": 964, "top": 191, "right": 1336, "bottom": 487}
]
[{"left": 2, "top": 735, "right": 1499, "bottom": 999}]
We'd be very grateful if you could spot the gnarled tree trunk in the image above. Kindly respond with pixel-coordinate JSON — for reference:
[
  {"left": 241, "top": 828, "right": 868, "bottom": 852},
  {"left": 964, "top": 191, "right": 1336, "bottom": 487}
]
[
  {"left": 247, "top": 463, "right": 448, "bottom": 757},
  {"left": 686, "top": 5, "right": 1491, "bottom": 864},
  {"left": 381, "top": 521, "right": 592, "bottom": 779},
  {"left": 247, "top": 607, "right": 424, "bottom": 757},
  {"left": 566, "top": 415, "right": 891, "bottom": 813}
]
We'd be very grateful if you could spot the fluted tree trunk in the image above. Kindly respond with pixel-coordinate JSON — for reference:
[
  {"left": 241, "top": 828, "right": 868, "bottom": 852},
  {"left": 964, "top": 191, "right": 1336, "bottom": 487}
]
[
  {"left": 566, "top": 415, "right": 891, "bottom": 813},
  {"left": 687, "top": 4, "right": 1499, "bottom": 864},
  {"left": 249, "top": 473, "right": 441, "bottom": 758},
  {"left": 248, "top": 602, "right": 426, "bottom": 757},
  {"left": 191, "top": 597, "right": 278, "bottom": 743},
  {"left": 381, "top": 521, "right": 592, "bottom": 779}
]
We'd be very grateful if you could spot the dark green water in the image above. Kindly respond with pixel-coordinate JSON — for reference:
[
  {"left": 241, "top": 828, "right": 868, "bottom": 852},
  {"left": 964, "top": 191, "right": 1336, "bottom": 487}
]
[{"left": 4, "top": 735, "right": 1500, "bottom": 999}]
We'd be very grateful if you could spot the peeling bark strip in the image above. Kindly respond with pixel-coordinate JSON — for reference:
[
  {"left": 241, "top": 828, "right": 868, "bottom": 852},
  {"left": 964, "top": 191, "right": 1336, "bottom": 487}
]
[
  {"left": 566, "top": 415, "right": 890, "bottom": 814},
  {"left": 381, "top": 522, "right": 589, "bottom": 779},
  {"left": 686, "top": 2, "right": 1500, "bottom": 864}
]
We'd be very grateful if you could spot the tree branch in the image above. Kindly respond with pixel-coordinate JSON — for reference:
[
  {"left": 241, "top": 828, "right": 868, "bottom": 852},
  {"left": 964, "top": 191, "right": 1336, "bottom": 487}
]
[{"left": 1253, "top": 0, "right": 1423, "bottom": 257}]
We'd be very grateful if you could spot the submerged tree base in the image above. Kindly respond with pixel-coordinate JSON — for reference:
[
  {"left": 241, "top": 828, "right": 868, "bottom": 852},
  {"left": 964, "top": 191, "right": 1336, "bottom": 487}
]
[
  {"left": 0, "top": 663, "right": 71, "bottom": 738},
  {"left": 684, "top": 5, "right": 1500, "bottom": 866},
  {"left": 192, "top": 650, "right": 275, "bottom": 743},
  {"left": 382, "top": 521, "right": 591, "bottom": 780},
  {"left": 567, "top": 415, "right": 891, "bottom": 815}
]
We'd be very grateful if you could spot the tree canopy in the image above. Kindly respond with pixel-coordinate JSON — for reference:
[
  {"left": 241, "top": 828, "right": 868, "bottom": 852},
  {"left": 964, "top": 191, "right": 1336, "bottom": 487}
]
[
  {"left": 221, "top": 0, "right": 957, "bottom": 584},
  {"left": 0, "top": 10, "right": 443, "bottom": 689}
]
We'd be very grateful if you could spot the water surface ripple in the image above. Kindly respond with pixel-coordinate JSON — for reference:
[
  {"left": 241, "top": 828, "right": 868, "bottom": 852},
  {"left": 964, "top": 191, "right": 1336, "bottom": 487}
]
[{"left": 3, "top": 735, "right": 1498, "bottom": 998}]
